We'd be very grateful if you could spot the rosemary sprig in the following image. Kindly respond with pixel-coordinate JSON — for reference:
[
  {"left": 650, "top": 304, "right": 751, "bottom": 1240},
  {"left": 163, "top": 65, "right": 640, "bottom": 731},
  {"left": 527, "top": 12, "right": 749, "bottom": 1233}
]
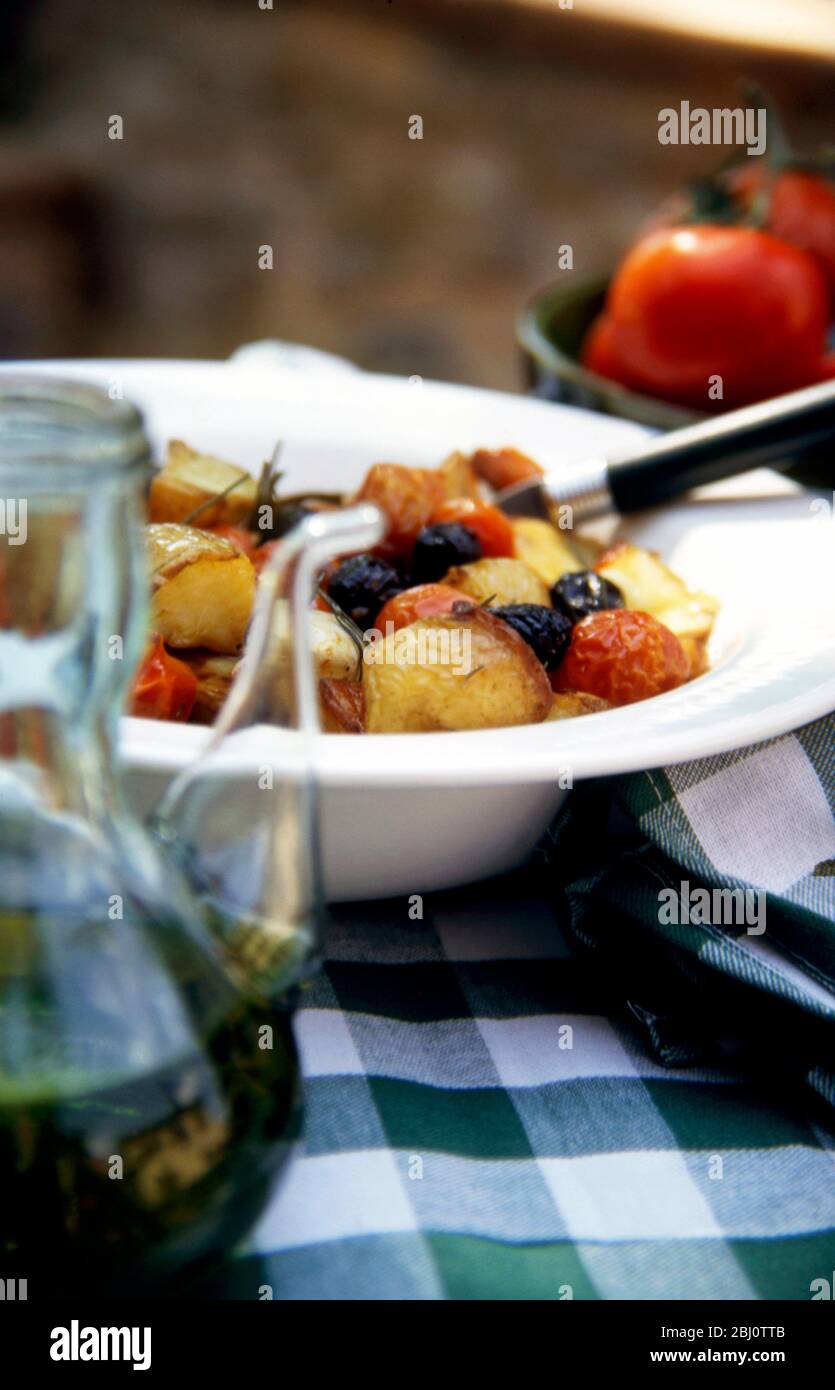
[
  {"left": 180, "top": 471, "right": 252, "bottom": 526},
  {"left": 249, "top": 440, "right": 285, "bottom": 536}
]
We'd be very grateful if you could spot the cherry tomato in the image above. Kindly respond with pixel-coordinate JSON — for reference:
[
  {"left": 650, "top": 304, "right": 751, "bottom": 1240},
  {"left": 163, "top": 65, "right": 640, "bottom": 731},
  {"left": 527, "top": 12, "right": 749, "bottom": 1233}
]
[
  {"left": 207, "top": 524, "right": 257, "bottom": 556},
  {"left": 769, "top": 171, "right": 835, "bottom": 305},
  {"left": 470, "top": 447, "right": 543, "bottom": 491},
  {"left": 355, "top": 463, "right": 444, "bottom": 556},
  {"left": 591, "top": 226, "right": 829, "bottom": 410},
  {"left": 552, "top": 609, "right": 689, "bottom": 706},
  {"left": 430, "top": 498, "right": 515, "bottom": 557},
  {"left": 250, "top": 539, "right": 282, "bottom": 576},
  {"left": 131, "top": 639, "right": 197, "bottom": 721},
  {"left": 375, "top": 583, "right": 473, "bottom": 633}
]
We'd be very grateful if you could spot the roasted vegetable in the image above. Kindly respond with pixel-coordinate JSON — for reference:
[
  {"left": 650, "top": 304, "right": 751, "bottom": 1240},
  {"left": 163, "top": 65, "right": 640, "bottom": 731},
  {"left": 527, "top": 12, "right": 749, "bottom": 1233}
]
[
  {"left": 135, "top": 438, "right": 718, "bottom": 732},
  {"left": 547, "top": 691, "right": 611, "bottom": 720},
  {"left": 444, "top": 556, "right": 551, "bottom": 608},
  {"left": 553, "top": 609, "right": 689, "bottom": 706},
  {"left": 491, "top": 604, "right": 572, "bottom": 671},
  {"left": 437, "top": 451, "right": 481, "bottom": 500},
  {"left": 431, "top": 498, "right": 515, "bottom": 557},
  {"left": 363, "top": 605, "right": 552, "bottom": 733},
  {"left": 375, "top": 583, "right": 473, "bottom": 633},
  {"left": 239, "top": 606, "right": 364, "bottom": 727},
  {"left": 552, "top": 570, "right": 625, "bottom": 623},
  {"left": 131, "top": 639, "right": 198, "bottom": 721},
  {"left": 319, "top": 678, "right": 364, "bottom": 734},
  {"left": 470, "top": 447, "right": 543, "bottom": 492},
  {"left": 411, "top": 523, "right": 482, "bottom": 583},
  {"left": 179, "top": 652, "right": 239, "bottom": 723},
  {"left": 511, "top": 517, "right": 584, "bottom": 587},
  {"left": 149, "top": 440, "right": 257, "bottom": 527},
  {"left": 568, "top": 532, "right": 606, "bottom": 569},
  {"left": 152, "top": 554, "right": 256, "bottom": 653},
  {"left": 146, "top": 522, "right": 239, "bottom": 584},
  {"left": 206, "top": 524, "right": 257, "bottom": 555},
  {"left": 272, "top": 604, "right": 362, "bottom": 683},
  {"left": 595, "top": 542, "right": 717, "bottom": 638},
  {"left": 326, "top": 554, "right": 403, "bottom": 629},
  {"left": 355, "top": 463, "right": 443, "bottom": 555}
]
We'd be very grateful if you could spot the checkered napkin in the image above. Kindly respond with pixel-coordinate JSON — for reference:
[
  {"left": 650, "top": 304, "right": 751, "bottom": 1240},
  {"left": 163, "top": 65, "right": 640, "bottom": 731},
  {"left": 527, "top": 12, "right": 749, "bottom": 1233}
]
[
  {"left": 547, "top": 713, "right": 835, "bottom": 1118},
  {"left": 200, "top": 756, "right": 835, "bottom": 1299}
]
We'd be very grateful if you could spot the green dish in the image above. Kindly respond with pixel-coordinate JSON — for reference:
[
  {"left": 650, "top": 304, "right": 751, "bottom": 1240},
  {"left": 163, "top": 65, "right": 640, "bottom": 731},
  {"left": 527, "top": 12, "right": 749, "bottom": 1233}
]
[
  {"left": 517, "top": 275, "right": 696, "bottom": 428},
  {"left": 517, "top": 277, "right": 831, "bottom": 488}
]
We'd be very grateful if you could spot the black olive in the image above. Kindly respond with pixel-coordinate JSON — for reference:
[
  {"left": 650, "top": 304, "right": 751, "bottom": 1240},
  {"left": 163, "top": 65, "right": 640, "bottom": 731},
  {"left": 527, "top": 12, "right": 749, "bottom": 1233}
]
[
  {"left": 551, "top": 570, "right": 625, "bottom": 624},
  {"left": 266, "top": 499, "right": 320, "bottom": 539},
  {"left": 491, "top": 604, "right": 572, "bottom": 671},
  {"left": 411, "top": 523, "right": 482, "bottom": 584},
  {"left": 327, "top": 554, "right": 402, "bottom": 628}
]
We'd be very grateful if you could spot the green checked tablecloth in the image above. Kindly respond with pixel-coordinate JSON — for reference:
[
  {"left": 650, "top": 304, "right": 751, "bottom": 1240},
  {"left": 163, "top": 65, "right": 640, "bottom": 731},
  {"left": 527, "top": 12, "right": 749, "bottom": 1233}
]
[{"left": 215, "top": 717, "right": 835, "bottom": 1300}]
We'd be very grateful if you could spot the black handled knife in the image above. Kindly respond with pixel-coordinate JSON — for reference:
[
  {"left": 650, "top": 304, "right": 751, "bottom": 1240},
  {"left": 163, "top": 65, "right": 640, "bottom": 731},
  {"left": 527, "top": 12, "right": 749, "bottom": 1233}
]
[{"left": 497, "top": 378, "right": 835, "bottom": 521}]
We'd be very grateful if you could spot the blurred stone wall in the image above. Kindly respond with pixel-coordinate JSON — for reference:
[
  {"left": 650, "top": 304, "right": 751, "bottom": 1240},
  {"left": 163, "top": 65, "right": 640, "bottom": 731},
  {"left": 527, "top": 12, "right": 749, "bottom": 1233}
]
[{"left": 1, "top": 0, "right": 832, "bottom": 386}]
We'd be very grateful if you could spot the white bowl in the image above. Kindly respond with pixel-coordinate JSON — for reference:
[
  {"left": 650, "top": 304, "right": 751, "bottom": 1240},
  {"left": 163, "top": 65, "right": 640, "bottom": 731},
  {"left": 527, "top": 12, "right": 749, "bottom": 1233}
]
[{"left": 11, "top": 358, "right": 835, "bottom": 900}]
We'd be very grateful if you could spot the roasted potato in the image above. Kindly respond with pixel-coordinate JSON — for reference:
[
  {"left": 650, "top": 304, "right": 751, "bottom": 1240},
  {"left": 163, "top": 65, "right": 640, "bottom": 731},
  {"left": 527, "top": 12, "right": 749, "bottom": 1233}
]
[
  {"left": 547, "top": 691, "right": 611, "bottom": 721},
  {"left": 152, "top": 554, "right": 256, "bottom": 653},
  {"left": 568, "top": 532, "right": 605, "bottom": 569},
  {"left": 511, "top": 517, "right": 583, "bottom": 587},
  {"left": 437, "top": 451, "right": 481, "bottom": 500},
  {"left": 363, "top": 605, "right": 552, "bottom": 733},
  {"left": 149, "top": 440, "right": 257, "bottom": 527},
  {"left": 146, "top": 522, "right": 240, "bottom": 585},
  {"left": 319, "top": 678, "right": 364, "bottom": 734},
  {"left": 443, "top": 556, "right": 551, "bottom": 608}
]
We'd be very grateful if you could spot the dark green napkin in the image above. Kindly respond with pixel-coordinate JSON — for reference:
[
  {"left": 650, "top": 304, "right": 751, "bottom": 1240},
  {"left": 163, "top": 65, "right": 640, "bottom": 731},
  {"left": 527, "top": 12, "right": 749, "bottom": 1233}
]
[{"left": 546, "top": 714, "right": 835, "bottom": 1116}]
